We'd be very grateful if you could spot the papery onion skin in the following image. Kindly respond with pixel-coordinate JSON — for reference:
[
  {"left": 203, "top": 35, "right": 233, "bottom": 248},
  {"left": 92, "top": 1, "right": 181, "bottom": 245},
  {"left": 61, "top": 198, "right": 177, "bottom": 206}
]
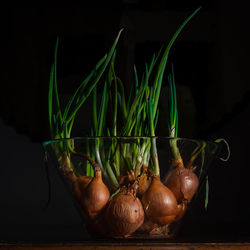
[
  {"left": 141, "top": 175, "right": 177, "bottom": 226},
  {"left": 175, "top": 202, "right": 187, "bottom": 222},
  {"left": 72, "top": 176, "right": 92, "bottom": 208},
  {"left": 77, "top": 176, "right": 93, "bottom": 190},
  {"left": 82, "top": 166, "right": 110, "bottom": 219},
  {"left": 105, "top": 189, "right": 144, "bottom": 237},
  {"left": 137, "top": 167, "right": 152, "bottom": 197},
  {"left": 164, "top": 167, "right": 199, "bottom": 203},
  {"left": 137, "top": 217, "right": 158, "bottom": 234}
]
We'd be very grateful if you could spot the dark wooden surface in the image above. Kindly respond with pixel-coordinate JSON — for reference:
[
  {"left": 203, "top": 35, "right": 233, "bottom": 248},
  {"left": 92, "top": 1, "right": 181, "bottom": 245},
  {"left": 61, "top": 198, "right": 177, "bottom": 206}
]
[
  {"left": 1, "top": 242, "right": 250, "bottom": 250},
  {"left": 0, "top": 223, "right": 249, "bottom": 249}
]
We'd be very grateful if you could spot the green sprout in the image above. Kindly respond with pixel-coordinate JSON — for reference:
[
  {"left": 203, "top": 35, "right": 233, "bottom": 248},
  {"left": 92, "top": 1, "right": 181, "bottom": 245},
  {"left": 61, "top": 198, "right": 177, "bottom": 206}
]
[
  {"left": 48, "top": 29, "right": 123, "bottom": 141},
  {"left": 48, "top": 7, "right": 202, "bottom": 187}
]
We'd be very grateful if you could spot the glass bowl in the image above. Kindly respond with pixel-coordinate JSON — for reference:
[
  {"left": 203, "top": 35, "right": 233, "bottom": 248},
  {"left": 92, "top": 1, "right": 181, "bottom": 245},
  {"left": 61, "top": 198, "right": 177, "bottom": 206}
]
[{"left": 42, "top": 136, "right": 222, "bottom": 239}]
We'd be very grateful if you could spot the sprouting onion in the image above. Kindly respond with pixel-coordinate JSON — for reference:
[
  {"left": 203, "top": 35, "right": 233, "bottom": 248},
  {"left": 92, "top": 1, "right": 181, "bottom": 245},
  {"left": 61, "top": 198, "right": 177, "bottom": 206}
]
[
  {"left": 48, "top": 29, "right": 123, "bottom": 179},
  {"left": 47, "top": 7, "right": 204, "bottom": 237},
  {"left": 164, "top": 64, "right": 199, "bottom": 204}
]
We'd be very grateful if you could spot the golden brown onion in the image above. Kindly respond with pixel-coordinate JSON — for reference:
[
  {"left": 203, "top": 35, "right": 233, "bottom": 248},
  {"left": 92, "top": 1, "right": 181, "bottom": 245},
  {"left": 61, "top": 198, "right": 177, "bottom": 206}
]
[
  {"left": 72, "top": 176, "right": 92, "bottom": 208},
  {"left": 82, "top": 166, "right": 110, "bottom": 219},
  {"left": 105, "top": 189, "right": 144, "bottom": 237},
  {"left": 175, "top": 201, "right": 187, "bottom": 222},
  {"left": 141, "top": 175, "right": 177, "bottom": 226},
  {"left": 164, "top": 167, "right": 199, "bottom": 203}
]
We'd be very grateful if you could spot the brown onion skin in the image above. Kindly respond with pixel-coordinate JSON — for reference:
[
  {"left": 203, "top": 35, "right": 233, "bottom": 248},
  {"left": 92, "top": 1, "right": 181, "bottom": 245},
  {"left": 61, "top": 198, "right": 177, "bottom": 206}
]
[
  {"left": 72, "top": 176, "right": 92, "bottom": 209},
  {"left": 141, "top": 175, "right": 177, "bottom": 226},
  {"left": 175, "top": 202, "right": 187, "bottom": 222},
  {"left": 164, "top": 167, "right": 199, "bottom": 203},
  {"left": 137, "top": 217, "right": 158, "bottom": 234},
  {"left": 105, "top": 189, "right": 144, "bottom": 237},
  {"left": 82, "top": 166, "right": 110, "bottom": 219},
  {"left": 137, "top": 167, "right": 152, "bottom": 197}
]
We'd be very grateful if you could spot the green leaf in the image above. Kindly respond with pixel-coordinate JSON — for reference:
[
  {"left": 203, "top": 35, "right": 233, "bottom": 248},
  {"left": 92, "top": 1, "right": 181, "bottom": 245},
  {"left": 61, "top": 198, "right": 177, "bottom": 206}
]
[
  {"left": 111, "top": 64, "right": 118, "bottom": 136},
  {"left": 148, "top": 89, "right": 155, "bottom": 136},
  {"left": 154, "top": 109, "right": 159, "bottom": 130},
  {"left": 98, "top": 81, "right": 109, "bottom": 136},
  {"left": 63, "top": 54, "right": 107, "bottom": 123},
  {"left": 152, "top": 62, "right": 165, "bottom": 119},
  {"left": 66, "top": 29, "right": 123, "bottom": 125},
  {"left": 109, "top": 188, "right": 121, "bottom": 201},
  {"left": 205, "top": 175, "right": 209, "bottom": 210},
  {"left": 153, "top": 7, "right": 201, "bottom": 118},
  {"left": 121, "top": 78, "right": 148, "bottom": 135},
  {"left": 134, "top": 65, "right": 139, "bottom": 95},
  {"left": 93, "top": 85, "right": 98, "bottom": 135},
  {"left": 168, "top": 64, "right": 178, "bottom": 137},
  {"left": 117, "top": 77, "right": 127, "bottom": 120},
  {"left": 48, "top": 64, "right": 54, "bottom": 135},
  {"left": 53, "top": 37, "right": 63, "bottom": 124}
]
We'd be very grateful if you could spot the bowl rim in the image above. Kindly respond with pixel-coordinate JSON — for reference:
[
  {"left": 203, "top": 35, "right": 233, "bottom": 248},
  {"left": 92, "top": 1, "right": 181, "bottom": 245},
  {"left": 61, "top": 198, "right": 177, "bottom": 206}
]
[{"left": 42, "top": 136, "right": 220, "bottom": 148}]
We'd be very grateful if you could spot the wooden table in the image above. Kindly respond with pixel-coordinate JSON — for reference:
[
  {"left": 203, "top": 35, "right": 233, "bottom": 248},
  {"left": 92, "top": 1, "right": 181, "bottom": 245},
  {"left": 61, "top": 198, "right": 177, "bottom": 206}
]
[
  {"left": 1, "top": 242, "right": 250, "bottom": 250},
  {"left": 1, "top": 223, "right": 249, "bottom": 250}
]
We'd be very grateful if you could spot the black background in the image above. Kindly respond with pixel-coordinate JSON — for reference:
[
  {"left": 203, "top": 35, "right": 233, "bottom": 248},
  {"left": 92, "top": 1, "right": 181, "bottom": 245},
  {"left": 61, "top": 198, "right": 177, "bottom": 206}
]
[{"left": 1, "top": 0, "right": 250, "bottom": 242}]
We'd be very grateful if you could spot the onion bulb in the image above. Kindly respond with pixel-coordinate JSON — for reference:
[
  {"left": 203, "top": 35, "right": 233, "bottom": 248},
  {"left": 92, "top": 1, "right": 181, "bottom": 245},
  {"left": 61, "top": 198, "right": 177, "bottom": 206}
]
[
  {"left": 164, "top": 166, "right": 199, "bottom": 203},
  {"left": 175, "top": 202, "right": 187, "bottom": 222},
  {"left": 105, "top": 188, "right": 144, "bottom": 237},
  {"left": 141, "top": 175, "right": 177, "bottom": 226},
  {"left": 72, "top": 175, "right": 92, "bottom": 209},
  {"left": 81, "top": 165, "right": 110, "bottom": 219}
]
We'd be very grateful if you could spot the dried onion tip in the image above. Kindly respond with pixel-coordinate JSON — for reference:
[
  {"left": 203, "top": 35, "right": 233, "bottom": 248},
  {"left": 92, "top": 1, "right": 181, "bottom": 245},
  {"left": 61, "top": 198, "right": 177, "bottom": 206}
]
[{"left": 137, "top": 166, "right": 152, "bottom": 197}]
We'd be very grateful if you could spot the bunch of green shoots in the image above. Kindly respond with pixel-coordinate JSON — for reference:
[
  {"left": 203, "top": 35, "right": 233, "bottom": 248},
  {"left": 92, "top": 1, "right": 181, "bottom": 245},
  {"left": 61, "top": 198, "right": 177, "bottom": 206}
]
[
  {"left": 48, "top": 30, "right": 122, "bottom": 141},
  {"left": 47, "top": 30, "right": 122, "bottom": 175},
  {"left": 48, "top": 7, "right": 201, "bottom": 190},
  {"left": 83, "top": 7, "right": 201, "bottom": 189}
]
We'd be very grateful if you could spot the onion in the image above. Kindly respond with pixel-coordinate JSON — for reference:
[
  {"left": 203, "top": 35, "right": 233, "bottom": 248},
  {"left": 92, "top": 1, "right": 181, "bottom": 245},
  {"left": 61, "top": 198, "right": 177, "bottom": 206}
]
[
  {"left": 164, "top": 166, "right": 199, "bottom": 203},
  {"left": 81, "top": 165, "right": 110, "bottom": 219},
  {"left": 105, "top": 188, "right": 144, "bottom": 237},
  {"left": 141, "top": 175, "right": 177, "bottom": 226},
  {"left": 138, "top": 202, "right": 186, "bottom": 236},
  {"left": 72, "top": 175, "right": 92, "bottom": 209},
  {"left": 69, "top": 152, "right": 110, "bottom": 219},
  {"left": 175, "top": 201, "right": 187, "bottom": 222}
]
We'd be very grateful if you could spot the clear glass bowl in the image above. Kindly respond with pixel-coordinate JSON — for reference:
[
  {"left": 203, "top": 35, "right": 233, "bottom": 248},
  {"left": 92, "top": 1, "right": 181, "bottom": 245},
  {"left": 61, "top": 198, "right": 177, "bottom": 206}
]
[{"left": 42, "top": 136, "right": 222, "bottom": 239}]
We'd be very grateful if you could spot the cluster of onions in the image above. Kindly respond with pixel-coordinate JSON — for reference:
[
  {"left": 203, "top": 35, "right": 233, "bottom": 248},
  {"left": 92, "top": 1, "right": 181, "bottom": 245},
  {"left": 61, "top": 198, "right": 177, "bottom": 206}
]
[
  {"left": 68, "top": 149, "right": 200, "bottom": 238},
  {"left": 69, "top": 160, "right": 197, "bottom": 238},
  {"left": 68, "top": 153, "right": 145, "bottom": 237},
  {"left": 46, "top": 7, "right": 204, "bottom": 238},
  {"left": 136, "top": 162, "right": 199, "bottom": 235}
]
